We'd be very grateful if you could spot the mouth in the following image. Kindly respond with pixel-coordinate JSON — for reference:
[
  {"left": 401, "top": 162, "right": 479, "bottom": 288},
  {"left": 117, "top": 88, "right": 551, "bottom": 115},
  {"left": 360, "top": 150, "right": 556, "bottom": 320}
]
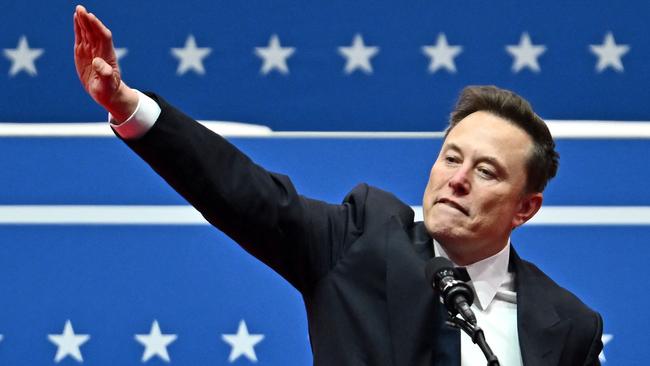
[{"left": 435, "top": 198, "right": 469, "bottom": 216}]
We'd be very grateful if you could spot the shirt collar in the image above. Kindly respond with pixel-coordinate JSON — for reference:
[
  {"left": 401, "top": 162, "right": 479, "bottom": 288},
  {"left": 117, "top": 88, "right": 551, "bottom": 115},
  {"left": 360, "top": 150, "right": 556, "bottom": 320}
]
[{"left": 433, "top": 239, "right": 511, "bottom": 311}]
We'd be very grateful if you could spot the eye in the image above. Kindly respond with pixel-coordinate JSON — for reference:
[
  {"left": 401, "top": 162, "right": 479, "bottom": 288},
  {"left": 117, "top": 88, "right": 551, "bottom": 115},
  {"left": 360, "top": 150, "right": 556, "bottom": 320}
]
[
  {"left": 477, "top": 166, "right": 496, "bottom": 179},
  {"left": 444, "top": 155, "right": 460, "bottom": 165}
]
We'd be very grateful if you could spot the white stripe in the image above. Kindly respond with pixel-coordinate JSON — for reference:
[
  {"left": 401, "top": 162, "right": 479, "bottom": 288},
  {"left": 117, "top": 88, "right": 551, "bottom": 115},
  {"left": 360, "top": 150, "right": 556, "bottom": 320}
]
[
  {"left": 0, "top": 205, "right": 206, "bottom": 225},
  {"left": 413, "top": 206, "right": 650, "bottom": 225},
  {"left": 0, "top": 121, "right": 272, "bottom": 137},
  {"left": 527, "top": 206, "right": 650, "bottom": 225},
  {"left": 1, "top": 121, "right": 650, "bottom": 138},
  {"left": 254, "top": 131, "right": 445, "bottom": 139},
  {"left": 0, "top": 205, "right": 649, "bottom": 225},
  {"left": 546, "top": 121, "right": 650, "bottom": 139}
]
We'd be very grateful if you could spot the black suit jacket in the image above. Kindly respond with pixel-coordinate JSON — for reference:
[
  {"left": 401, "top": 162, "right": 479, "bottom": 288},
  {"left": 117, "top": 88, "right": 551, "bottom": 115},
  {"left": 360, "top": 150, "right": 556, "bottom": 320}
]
[{"left": 123, "top": 93, "right": 603, "bottom": 366}]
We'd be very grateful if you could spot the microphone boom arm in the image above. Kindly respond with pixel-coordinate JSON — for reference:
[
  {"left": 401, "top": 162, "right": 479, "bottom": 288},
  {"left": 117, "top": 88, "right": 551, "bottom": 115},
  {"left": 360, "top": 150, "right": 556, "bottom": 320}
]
[{"left": 446, "top": 315, "right": 500, "bottom": 366}]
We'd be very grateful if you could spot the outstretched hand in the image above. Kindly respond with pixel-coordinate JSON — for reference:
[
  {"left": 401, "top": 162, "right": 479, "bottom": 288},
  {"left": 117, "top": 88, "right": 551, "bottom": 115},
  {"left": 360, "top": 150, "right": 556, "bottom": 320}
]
[{"left": 74, "top": 5, "right": 137, "bottom": 122}]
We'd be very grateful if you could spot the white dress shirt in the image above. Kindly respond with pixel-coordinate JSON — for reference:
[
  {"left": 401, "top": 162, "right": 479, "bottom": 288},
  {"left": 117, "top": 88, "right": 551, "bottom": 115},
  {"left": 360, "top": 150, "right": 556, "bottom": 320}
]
[
  {"left": 110, "top": 90, "right": 160, "bottom": 138},
  {"left": 435, "top": 240, "right": 523, "bottom": 366},
  {"left": 113, "top": 91, "right": 523, "bottom": 365}
]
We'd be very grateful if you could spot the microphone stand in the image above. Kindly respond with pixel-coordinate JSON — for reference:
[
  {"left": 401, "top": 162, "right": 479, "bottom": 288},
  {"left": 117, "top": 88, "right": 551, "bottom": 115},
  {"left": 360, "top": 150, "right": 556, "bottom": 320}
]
[{"left": 446, "top": 315, "right": 500, "bottom": 366}]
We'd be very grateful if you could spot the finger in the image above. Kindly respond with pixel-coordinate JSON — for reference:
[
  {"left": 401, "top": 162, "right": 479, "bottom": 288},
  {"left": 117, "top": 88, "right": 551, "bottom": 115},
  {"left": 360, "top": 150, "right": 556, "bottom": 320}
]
[
  {"left": 75, "top": 4, "right": 90, "bottom": 40},
  {"left": 73, "top": 13, "right": 80, "bottom": 47},
  {"left": 76, "top": 7, "right": 96, "bottom": 47},
  {"left": 74, "top": 17, "right": 88, "bottom": 63},
  {"left": 87, "top": 12, "right": 113, "bottom": 43},
  {"left": 79, "top": 10, "right": 97, "bottom": 46},
  {"left": 75, "top": 4, "right": 88, "bottom": 15},
  {"left": 74, "top": 13, "right": 88, "bottom": 49},
  {"left": 76, "top": 10, "right": 91, "bottom": 47}
]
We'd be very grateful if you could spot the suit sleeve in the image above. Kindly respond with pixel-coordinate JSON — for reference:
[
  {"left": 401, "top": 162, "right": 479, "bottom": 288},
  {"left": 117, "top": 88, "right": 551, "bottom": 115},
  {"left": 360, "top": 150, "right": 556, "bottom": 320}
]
[
  {"left": 120, "top": 93, "right": 369, "bottom": 293},
  {"left": 581, "top": 312, "right": 604, "bottom": 366}
]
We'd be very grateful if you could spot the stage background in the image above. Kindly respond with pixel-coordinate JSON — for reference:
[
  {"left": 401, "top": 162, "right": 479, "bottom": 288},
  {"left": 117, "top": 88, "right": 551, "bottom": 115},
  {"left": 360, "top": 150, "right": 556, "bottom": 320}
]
[{"left": 1, "top": 1, "right": 649, "bottom": 364}]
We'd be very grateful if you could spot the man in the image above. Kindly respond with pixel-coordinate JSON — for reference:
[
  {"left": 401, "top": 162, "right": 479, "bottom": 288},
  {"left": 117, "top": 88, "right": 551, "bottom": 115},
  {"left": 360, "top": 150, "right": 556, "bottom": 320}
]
[{"left": 73, "top": 5, "right": 603, "bottom": 365}]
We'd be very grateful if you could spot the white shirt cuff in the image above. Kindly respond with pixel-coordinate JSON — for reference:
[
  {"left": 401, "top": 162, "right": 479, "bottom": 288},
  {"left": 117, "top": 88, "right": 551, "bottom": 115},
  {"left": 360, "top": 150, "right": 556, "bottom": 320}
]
[{"left": 109, "top": 90, "right": 161, "bottom": 139}]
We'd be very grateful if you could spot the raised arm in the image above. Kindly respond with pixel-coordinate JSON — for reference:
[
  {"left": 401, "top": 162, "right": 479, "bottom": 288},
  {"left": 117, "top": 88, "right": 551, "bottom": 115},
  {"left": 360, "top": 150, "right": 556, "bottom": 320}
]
[
  {"left": 70, "top": 6, "right": 380, "bottom": 293},
  {"left": 73, "top": 5, "right": 138, "bottom": 122}
]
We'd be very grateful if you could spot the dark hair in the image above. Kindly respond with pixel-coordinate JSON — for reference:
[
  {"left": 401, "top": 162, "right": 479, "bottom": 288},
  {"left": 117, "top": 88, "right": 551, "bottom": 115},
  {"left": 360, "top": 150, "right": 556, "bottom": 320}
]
[{"left": 445, "top": 85, "right": 559, "bottom": 193}]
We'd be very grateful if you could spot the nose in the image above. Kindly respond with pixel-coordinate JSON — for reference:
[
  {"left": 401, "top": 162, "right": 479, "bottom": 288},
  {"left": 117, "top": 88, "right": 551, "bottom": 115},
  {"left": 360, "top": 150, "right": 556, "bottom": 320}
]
[{"left": 448, "top": 166, "right": 470, "bottom": 195}]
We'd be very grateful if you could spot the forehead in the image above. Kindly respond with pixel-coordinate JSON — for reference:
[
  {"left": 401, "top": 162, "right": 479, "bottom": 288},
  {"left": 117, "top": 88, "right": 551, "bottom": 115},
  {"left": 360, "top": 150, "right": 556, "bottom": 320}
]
[{"left": 444, "top": 111, "right": 533, "bottom": 166}]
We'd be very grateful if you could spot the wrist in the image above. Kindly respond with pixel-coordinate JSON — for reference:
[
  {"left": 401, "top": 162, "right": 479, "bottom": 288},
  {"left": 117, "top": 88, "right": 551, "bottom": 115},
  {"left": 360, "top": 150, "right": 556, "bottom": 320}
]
[{"left": 105, "top": 82, "right": 139, "bottom": 123}]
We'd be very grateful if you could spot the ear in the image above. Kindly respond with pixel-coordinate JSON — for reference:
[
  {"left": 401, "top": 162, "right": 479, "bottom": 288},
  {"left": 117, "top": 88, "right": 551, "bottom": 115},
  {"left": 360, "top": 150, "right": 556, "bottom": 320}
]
[{"left": 512, "top": 192, "right": 543, "bottom": 228}]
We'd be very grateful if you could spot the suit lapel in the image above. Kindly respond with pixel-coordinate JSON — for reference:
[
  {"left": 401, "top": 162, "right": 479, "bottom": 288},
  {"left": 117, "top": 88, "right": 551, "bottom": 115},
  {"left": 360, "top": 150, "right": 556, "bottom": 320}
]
[
  {"left": 385, "top": 222, "right": 572, "bottom": 365},
  {"left": 512, "top": 248, "right": 570, "bottom": 366},
  {"left": 385, "top": 218, "right": 460, "bottom": 366}
]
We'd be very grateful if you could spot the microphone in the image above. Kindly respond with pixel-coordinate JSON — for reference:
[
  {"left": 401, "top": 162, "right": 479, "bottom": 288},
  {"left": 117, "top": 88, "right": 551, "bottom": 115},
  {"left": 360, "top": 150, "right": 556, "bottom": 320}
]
[{"left": 425, "top": 257, "right": 477, "bottom": 325}]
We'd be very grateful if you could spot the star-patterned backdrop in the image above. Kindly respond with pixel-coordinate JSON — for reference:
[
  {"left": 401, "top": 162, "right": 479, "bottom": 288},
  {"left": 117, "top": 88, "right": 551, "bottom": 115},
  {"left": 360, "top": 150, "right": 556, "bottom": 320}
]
[
  {"left": 1, "top": 1, "right": 649, "bottom": 129},
  {"left": 0, "top": 0, "right": 649, "bottom": 365}
]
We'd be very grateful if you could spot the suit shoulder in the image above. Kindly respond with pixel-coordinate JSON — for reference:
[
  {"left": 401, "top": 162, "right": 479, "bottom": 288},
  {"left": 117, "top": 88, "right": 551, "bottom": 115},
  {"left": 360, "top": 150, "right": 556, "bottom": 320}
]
[
  {"left": 518, "top": 258, "right": 604, "bottom": 364},
  {"left": 519, "top": 258, "right": 600, "bottom": 319},
  {"left": 342, "top": 183, "right": 414, "bottom": 227}
]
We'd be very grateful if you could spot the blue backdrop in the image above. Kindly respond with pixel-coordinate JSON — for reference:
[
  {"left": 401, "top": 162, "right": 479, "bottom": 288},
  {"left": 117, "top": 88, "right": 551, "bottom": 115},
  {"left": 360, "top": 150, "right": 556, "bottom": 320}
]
[
  {"left": 1, "top": 1, "right": 649, "bottom": 365},
  {"left": 0, "top": 136, "right": 647, "bottom": 364}
]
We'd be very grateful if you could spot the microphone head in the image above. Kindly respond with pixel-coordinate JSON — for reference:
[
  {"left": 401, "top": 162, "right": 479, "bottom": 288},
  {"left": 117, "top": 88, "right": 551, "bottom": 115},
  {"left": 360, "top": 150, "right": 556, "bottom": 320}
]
[
  {"left": 425, "top": 256, "right": 476, "bottom": 318},
  {"left": 424, "top": 256, "right": 455, "bottom": 286}
]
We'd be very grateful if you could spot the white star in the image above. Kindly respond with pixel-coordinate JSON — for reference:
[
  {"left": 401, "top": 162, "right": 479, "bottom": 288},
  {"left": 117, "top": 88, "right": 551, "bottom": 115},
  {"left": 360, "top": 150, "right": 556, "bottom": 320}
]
[
  {"left": 135, "top": 320, "right": 177, "bottom": 363},
  {"left": 171, "top": 35, "right": 212, "bottom": 76},
  {"left": 590, "top": 32, "right": 629, "bottom": 73},
  {"left": 47, "top": 320, "right": 90, "bottom": 363},
  {"left": 599, "top": 333, "right": 613, "bottom": 362},
  {"left": 3, "top": 35, "right": 44, "bottom": 77},
  {"left": 115, "top": 48, "right": 128, "bottom": 62},
  {"left": 338, "top": 34, "right": 379, "bottom": 74},
  {"left": 422, "top": 33, "right": 463, "bottom": 73},
  {"left": 254, "top": 34, "right": 295, "bottom": 75},
  {"left": 505, "top": 32, "right": 546, "bottom": 73},
  {"left": 221, "top": 319, "right": 265, "bottom": 363}
]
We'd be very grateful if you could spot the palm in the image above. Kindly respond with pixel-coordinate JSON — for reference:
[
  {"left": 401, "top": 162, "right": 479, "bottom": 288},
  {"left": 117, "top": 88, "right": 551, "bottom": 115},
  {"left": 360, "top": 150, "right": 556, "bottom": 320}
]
[
  {"left": 73, "top": 6, "right": 121, "bottom": 106},
  {"left": 84, "top": 57, "right": 118, "bottom": 103}
]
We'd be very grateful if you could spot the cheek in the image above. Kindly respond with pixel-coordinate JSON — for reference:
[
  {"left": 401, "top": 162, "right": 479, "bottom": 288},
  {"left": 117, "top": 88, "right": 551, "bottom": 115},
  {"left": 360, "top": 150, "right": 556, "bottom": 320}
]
[
  {"left": 422, "top": 184, "right": 434, "bottom": 213},
  {"left": 423, "top": 173, "right": 444, "bottom": 205},
  {"left": 423, "top": 168, "right": 437, "bottom": 201},
  {"left": 475, "top": 194, "right": 517, "bottom": 223},
  {"left": 427, "top": 165, "right": 446, "bottom": 188}
]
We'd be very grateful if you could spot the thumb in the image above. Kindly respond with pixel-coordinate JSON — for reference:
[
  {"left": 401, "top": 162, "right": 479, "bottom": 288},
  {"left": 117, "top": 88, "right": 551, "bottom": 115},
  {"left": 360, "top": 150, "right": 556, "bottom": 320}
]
[
  {"left": 92, "top": 57, "right": 114, "bottom": 78},
  {"left": 89, "top": 57, "right": 122, "bottom": 107}
]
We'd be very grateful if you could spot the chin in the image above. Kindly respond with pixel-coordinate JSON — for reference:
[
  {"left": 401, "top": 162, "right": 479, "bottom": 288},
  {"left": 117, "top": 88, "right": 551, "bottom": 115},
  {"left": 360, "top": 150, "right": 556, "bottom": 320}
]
[
  {"left": 431, "top": 228, "right": 464, "bottom": 244},
  {"left": 424, "top": 215, "right": 466, "bottom": 244}
]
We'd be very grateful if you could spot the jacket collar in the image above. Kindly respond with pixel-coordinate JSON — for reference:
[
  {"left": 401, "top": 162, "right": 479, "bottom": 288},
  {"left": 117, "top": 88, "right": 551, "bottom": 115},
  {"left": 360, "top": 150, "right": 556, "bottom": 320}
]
[
  {"left": 434, "top": 240, "right": 511, "bottom": 310},
  {"left": 384, "top": 218, "right": 571, "bottom": 366},
  {"left": 510, "top": 247, "right": 571, "bottom": 366},
  {"left": 385, "top": 218, "right": 460, "bottom": 366}
]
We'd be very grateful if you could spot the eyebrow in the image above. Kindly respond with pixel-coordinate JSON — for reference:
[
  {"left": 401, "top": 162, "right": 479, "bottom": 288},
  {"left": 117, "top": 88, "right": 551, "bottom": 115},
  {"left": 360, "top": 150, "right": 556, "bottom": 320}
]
[
  {"left": 443, "top": 142, "right": 508, "bottom": 176},
  {"left": 443, "top": 142, "right": 462, "bottom": 154}
]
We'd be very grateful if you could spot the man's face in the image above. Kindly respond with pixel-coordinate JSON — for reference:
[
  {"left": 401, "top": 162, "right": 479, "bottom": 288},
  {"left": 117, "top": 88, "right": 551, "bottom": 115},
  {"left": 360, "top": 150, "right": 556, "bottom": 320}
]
[{"left": 422, "top": 111, "right": 541, "bottom": 264}]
